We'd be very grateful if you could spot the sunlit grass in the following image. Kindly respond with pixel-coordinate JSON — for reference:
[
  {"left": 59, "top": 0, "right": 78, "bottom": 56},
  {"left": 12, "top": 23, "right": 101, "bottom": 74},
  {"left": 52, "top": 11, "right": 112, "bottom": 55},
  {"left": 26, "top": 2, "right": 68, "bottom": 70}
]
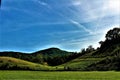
[
  {"left": 0, "top": 71, "right": 120, "bottom": 80},
  {"left": 0, "top": 57, "right": 52, "bottom": 70},
  {"left": 57, "top": 58, "right": 104, "bottom": 70}
]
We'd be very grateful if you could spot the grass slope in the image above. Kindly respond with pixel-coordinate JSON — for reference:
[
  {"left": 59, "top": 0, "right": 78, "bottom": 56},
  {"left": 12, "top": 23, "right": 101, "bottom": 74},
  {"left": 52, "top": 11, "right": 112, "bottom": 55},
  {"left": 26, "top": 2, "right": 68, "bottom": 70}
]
[
  {"left": 87, "top": 48, "right": 120, "bottom": 70},
  {"left": 0, "top": 57, "right": 52, "bottom": 70},
  {"left": 60, "top": 58, "right": 104, "bottom": 70},
  {"left": 57, "top": 44, "right": 120, "bottom": 71}
]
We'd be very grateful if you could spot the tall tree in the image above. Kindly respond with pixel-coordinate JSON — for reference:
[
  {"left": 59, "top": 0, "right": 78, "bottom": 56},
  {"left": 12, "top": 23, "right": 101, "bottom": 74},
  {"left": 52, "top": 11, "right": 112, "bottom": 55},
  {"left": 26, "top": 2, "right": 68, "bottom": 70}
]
[{"left": 105, "top": 28, "right": 120, "bottom": 40}]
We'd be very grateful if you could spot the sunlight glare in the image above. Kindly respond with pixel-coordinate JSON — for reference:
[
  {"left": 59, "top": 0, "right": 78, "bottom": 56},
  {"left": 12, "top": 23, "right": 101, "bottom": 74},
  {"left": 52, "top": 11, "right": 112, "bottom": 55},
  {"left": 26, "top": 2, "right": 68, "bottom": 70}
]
[{"left": 108, "top": 0, "right": 120, "bottom": 13}]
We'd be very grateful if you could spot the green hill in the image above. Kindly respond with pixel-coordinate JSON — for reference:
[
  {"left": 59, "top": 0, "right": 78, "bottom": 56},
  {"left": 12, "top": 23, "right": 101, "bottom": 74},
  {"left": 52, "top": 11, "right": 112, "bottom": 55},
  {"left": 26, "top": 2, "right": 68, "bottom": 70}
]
[
  {"left": 57, "top": 27, "right": 120, "bottom": 71},
  {"left": 86, "top": 43, "right": 120, "bottom": 71},
  {"left": 0, "top": 57, "right": 52, "bottom": 70},
  {"left": 58, "top": 43, "right": 120, "bottom": 71}
]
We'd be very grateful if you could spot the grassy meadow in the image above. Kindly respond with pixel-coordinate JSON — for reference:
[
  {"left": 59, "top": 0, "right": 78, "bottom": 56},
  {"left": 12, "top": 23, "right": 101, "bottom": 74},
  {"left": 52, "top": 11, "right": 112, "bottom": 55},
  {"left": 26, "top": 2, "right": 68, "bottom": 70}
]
[{"left": 0, "top": 71, "right": 120, "bottom": 80}]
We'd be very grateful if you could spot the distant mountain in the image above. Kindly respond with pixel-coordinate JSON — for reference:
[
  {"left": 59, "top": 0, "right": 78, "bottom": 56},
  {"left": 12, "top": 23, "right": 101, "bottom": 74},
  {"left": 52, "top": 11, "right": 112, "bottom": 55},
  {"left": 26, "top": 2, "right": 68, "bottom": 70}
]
[
  {"left": 31, "top": 47, "right": 73, "bottom": 58},
  {"left": 0, "top": 48, "right": 78, "bottom": 66},
  {"left": 33, "top": 48, "right": 72, "bottom": 55}
]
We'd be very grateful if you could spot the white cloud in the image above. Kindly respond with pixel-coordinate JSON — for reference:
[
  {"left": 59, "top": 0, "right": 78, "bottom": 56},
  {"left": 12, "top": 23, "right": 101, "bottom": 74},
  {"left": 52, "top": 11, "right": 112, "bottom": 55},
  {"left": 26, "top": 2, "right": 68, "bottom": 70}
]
[
  {"left": 33, "top": 0, "right": 51, "bottom": 9},
  {"left": 57, "top": 34, "right": 101, "bottom": 52},
  {"left": 107, "top": 0, "right": 120, "bottom": 14},
  {"left": 72, "top": 0, "right": 81, "bottom": 6},
  {"left": 38, "top": 1, "right": 48, "bottom": 6},
  {"left": 69, "top": 19, "right": 94, "bottom": 34}
]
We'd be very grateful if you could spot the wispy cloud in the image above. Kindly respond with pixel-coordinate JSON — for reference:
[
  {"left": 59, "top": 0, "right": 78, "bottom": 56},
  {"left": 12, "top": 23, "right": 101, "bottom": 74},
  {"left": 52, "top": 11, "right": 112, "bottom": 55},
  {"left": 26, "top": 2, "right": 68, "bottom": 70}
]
[
  {"left": 30, "top": 0, "right": 95, "bottom": 35},
  {"left": 69, "top": 19, "right": 93, "bottom": 34},
  {"left": 2, "top": 21, "right": 68, "bottom": 32},
  {"left": 72, "top": 0, "right": 81, "bottom": 6},
  {"left": 56, "top": 34, "right": 101, "bottom": 52},
  {"left": 33, "top": 0, "right": 51, "bottom": 9}
]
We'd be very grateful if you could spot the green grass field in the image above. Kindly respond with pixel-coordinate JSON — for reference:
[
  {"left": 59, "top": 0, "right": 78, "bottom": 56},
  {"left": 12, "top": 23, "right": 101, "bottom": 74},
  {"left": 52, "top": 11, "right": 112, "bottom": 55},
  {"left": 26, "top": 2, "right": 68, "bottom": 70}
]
[{"left": 0, "top": 71, "right": 120, "bottom": 80}]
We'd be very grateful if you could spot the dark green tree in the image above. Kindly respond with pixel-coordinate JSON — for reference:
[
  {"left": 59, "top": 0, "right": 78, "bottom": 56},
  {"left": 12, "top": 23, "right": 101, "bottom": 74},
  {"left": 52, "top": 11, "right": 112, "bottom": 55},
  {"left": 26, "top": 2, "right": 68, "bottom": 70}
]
[
  {"left": 86, "top": 45, "right": 95, "bottom": 53},
  {"left": 105, "top": 27, "right": 120, "bottom": 40}
]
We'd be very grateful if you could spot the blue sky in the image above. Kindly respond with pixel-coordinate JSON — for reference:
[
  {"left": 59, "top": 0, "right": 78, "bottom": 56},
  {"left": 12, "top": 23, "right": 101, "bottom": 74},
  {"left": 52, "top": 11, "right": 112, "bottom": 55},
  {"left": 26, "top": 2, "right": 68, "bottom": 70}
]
[{"left": 0, "top": 0, "right": 120, "bottom": 52}]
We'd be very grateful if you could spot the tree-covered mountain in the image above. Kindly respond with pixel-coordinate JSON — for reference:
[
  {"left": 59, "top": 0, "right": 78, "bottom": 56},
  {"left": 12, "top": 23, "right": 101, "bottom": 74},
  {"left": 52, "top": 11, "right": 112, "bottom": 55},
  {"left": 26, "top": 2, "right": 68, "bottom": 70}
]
[{"left": 0, "top": 48, "right": 82, "bottom": 66}]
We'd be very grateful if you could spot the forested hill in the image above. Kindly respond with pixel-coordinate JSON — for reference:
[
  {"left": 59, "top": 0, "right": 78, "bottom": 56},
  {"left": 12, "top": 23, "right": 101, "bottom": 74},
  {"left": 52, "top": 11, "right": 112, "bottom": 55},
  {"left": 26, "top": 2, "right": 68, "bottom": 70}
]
[
  {"left": 58, "top": 27, "right": 120, "bottom": 71},
  {"left": 0, "top": 48, "right": 80, "bottom": 66},
  {"left": 86, "top": 27, "right": 120, "bottom": 71}
]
